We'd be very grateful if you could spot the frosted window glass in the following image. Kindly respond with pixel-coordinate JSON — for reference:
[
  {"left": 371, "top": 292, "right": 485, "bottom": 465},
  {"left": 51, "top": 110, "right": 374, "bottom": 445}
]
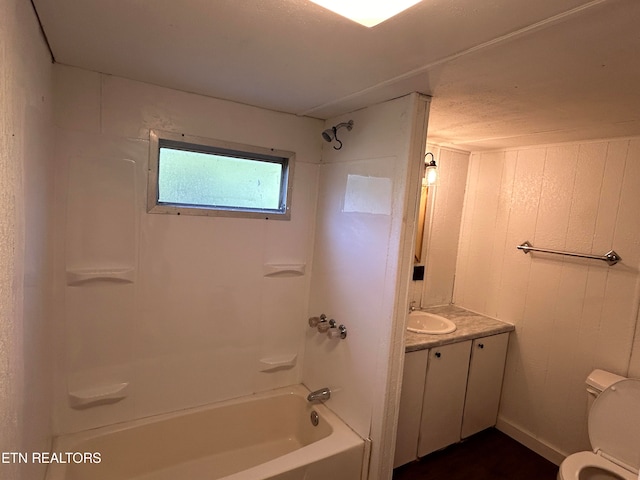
[
  {"left": 158, "top": 148, "right": 282, "bottom": 210},
  {"left": 148, "top": 130, "right": 293, "bottom": 219}
]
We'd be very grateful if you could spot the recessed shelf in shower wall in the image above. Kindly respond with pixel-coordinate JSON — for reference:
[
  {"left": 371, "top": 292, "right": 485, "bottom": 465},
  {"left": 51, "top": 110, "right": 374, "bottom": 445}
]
[
  {"left": 263, "top": 264, "right": 306, "bottom": 277},
  {"left": 66, "top": 268, "right": 135, "bottom": 286},
  {"left": 68, "top": 382, "right": 129, "bottom": 409},
  {"left": 258, "top": 354, "right": 298, "bottom": 372}
]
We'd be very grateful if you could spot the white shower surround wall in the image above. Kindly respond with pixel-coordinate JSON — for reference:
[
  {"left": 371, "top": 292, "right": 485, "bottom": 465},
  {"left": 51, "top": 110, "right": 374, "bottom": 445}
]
[
  {"left": 52, "top": 64, "right": 324, "bottom": 434},
  {"left": 304, "top": 94, "right": 430, "bottom": 480}
]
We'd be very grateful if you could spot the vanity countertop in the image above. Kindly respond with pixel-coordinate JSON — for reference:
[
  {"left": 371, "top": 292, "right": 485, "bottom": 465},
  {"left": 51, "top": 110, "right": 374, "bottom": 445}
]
[{"left": 405, "top": 304, "right": 515, "bottom": 352}]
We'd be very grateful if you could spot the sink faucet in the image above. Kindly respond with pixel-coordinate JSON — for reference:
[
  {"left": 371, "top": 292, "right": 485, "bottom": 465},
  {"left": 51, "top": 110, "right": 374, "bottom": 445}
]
[
  {"left": 307, "top": 387, "right": 331, "bottom": 402},
  {"left": 409, "top": 301, "right": 418, "bottom": 312}
]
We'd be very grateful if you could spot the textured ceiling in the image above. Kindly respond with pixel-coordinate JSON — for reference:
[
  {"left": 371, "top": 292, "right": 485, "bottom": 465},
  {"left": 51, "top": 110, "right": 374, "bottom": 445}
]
[{"left": 33, "top": 0, "right": 640, "bottom": 150}]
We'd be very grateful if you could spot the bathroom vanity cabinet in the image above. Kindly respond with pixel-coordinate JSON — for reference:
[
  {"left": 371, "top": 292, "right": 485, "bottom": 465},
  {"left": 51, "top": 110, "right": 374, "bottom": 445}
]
[{"left": 394, "top": 332, "right": 510, "bottom": 467}]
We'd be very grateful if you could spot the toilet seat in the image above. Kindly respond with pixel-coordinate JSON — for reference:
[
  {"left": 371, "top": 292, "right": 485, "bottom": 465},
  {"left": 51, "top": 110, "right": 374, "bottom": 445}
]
[
  {"left": 588, "top": 378, "right": 640, "bottom": 473},
  {"left": 558, "top": 451, "right": 636, "bottom": 480}
]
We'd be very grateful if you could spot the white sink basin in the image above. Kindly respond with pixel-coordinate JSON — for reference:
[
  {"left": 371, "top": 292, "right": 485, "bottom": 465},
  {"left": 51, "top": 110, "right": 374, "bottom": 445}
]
[{"left": 406, "top": 311, "right": 457, "bottom": 334}]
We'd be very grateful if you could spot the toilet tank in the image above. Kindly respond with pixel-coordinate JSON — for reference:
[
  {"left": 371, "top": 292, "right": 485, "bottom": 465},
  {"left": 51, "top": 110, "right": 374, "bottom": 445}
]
[{"left": 585, "top": 369, "right": 626, "bottom": 409}]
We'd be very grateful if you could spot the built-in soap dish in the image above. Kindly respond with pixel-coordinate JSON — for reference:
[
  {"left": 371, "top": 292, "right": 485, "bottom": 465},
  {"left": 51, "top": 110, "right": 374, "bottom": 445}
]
[
  {"left": 263, "top": 264, "right": 305, "bottom": 277},
  {"left": 258, "top": 354, "right": 297, "bottom": 372},
  {"left": 66, "top": 268, "right": 135, "bottom": 286},
  {"left": 68, "top": 382, "right": 129, "bottom": 409}
]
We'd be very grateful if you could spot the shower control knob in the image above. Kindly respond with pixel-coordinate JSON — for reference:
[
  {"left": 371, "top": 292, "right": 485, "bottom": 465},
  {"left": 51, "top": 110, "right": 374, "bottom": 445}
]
[
  {"left": 338, "top": 324, "right": 347, "bottom": 339},
  {"left": 327, "top": 324, "right": 347, "bottom": 340},
  {"left": 317, "top": 319, "right": 332, "bottom": 333},
  {"left": 327, "top": 327, "right": 341, "bottom": 339},
  {"left": 308, "top": 314, "right": 327, "bottom": 327}
]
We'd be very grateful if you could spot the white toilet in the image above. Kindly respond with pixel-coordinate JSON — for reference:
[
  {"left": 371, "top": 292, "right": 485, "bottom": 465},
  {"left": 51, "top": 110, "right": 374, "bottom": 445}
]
[{"left": 558, "top": 369, "right": 640, "bottom": 480}]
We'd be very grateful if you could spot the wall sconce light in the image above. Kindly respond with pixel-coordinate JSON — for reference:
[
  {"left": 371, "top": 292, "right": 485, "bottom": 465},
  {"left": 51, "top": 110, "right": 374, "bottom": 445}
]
[{"left": 424, "top": 152, "right": 437, "bottom": 185}]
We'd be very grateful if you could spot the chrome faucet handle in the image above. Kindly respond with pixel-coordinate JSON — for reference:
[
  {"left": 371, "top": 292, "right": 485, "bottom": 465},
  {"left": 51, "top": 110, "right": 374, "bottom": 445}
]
[
  {"left": 409, "top": 301, "right": 418, "bottom": 312},
  {"left": 328, "top": 324, "right": 347, "bottom": 339},
  {"left": 317, "top": 319, "right": 332, "bottom": 333},
  {"left": 308, "top": 314, "right": 327, "bottom": 327}
]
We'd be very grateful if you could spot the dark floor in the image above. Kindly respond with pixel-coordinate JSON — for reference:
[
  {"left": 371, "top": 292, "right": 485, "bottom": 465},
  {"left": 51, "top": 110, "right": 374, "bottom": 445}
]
[{"left": 393, "top": 428, "right": 558, "bottom": 480}]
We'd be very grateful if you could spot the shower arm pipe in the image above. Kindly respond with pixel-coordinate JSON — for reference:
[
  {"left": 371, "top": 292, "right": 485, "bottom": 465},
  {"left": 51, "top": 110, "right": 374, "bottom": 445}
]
[
  {"left": 517, "top": 241, "right": 621, "bottom": 266},
  {"left": 333, "top": 121, "right": 353, "bottom": 130}
]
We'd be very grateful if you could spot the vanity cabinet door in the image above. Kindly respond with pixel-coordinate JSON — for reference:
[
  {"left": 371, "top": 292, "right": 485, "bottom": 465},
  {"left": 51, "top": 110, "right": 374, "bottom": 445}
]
[
  {"left": 418, "top": 340, "right": 471, "bottom": 457},
  {"left": 394, "top": 349, "right": 429, "bottom": 468},
  {"left": 461, "top": 333, "right": 509, "bottom": 438}
]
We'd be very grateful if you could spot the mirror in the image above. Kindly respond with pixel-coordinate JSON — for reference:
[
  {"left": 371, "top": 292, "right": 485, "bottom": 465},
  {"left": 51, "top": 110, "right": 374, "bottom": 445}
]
[
  {"left": 413, "top": 146, "right": 471, "bottom": 307},
  {"left": 414, "top": 182, "right": 429, "bottom": 263},
  {"left": 414, "top": 152, "right": 437, "bottom": 264}
]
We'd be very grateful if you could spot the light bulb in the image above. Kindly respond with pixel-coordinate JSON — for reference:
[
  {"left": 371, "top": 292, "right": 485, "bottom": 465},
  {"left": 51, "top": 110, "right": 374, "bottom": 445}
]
[{"left": 426, "top": 165, "right": 437, "bottom": 185}]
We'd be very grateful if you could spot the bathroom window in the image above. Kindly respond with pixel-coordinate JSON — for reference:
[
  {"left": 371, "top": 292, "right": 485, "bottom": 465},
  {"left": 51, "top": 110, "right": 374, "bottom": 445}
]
[{"left": 147, "top": 130, "right": 294, "bottom": 219}]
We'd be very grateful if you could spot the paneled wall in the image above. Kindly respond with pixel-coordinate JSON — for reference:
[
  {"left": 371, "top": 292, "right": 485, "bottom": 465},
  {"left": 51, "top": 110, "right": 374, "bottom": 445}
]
[
  {"left": 0, "top": 1, "right": 54, "bottom": 479},
  {"left": 52, "top": 65, "right": 323, "bottom": 434},
  {"left": 454, "top": 138, "right": 640, "bottom": 460}
]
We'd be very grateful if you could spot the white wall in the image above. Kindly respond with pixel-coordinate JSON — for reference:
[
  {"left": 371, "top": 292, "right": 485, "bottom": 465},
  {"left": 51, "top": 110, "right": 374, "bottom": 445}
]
[
  {"left": 0, "top": 0, "right": 54, "bottom": 479},
  {"left": 52, "top": 65, "right": 323, "bottom": 434},
  {"left": 454, "top": 138, "right": 640, "bottom": 460},
  {"left": 303, "top": 94, "right": 430, "bottom": 480},
  {"left": 409, "top": 145, "right": 469, "bottom": 307}
]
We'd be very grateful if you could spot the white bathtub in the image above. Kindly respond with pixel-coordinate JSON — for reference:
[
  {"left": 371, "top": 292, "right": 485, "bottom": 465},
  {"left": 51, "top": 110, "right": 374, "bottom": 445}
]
[{"left": 46, "top": 385, "right": 365, "bottom": 480}]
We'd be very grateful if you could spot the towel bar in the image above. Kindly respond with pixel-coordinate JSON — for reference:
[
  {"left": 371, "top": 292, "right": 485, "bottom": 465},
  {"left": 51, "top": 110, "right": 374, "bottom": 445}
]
[{"left": 517, "top": 241, "right": 621, "bottom": 266}]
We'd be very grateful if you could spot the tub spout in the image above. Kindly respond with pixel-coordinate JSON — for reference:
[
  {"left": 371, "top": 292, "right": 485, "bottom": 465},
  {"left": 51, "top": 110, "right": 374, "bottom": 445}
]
[{"left": 307, "top": 387, "right": 331, "bottom": 402}]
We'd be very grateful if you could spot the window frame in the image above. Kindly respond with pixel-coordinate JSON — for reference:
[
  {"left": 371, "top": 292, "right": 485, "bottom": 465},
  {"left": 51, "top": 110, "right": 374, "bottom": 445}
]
[{"left": 147, "top": 130, "right": 294, "bottom": 220}]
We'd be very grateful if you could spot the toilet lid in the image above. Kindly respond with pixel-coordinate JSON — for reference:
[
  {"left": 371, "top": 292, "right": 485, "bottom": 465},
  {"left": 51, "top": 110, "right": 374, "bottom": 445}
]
[{"left": 589, "top": 378, "right": 640, "bottom": 471}]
